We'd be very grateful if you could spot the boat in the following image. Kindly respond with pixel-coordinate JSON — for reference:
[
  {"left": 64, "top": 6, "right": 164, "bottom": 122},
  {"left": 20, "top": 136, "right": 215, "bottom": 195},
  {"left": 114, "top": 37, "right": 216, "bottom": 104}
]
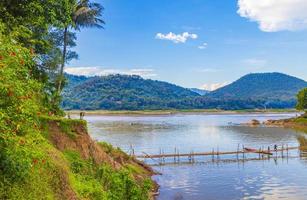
[{"left": 244, "top": 147, "right": 273, "bottom": 155}]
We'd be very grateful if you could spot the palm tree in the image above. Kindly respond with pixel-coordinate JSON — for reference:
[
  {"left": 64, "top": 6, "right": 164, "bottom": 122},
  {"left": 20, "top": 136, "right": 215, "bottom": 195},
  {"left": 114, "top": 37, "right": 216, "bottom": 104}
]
[{"left": 57, "top": 0, "right": 104, "bottom": 93}]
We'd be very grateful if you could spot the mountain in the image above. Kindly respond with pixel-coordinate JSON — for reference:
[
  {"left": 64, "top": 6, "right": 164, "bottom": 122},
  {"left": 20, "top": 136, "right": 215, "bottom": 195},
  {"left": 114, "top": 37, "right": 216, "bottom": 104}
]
[
  {"left": 208, "top": 72, "right": 307, "bottom": 107},
  {"left": 64, "top": 74, "right": 89, "bottom": 90},
  {"left": 189, "top": 88, "right": 209, "bottom": 95},
  {"left": 62, "top": 74, "right": 200, "bottom": 110},
  {"left": 62, "top": 72, "right": 307, "bottom": 110}
]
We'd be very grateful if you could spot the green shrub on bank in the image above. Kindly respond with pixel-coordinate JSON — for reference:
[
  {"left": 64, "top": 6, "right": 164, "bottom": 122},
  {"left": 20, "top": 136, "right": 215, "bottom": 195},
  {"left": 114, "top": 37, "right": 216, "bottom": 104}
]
[
  {"left": 64, "top": 150, "right": 152, "bottom": 200},
  {"left": 0, "top": 26, "right": 69, "bottom": 199},
  {"left": 0, "top": 24, "right": 153, "bottom": 200},
  {"left": 39, "top": 115, "right": 87, "bottom": 139}
]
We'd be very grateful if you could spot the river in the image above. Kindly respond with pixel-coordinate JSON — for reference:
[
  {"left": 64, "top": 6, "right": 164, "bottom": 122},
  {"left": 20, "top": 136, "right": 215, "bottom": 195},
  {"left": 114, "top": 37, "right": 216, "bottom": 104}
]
[{"left": 83, "top": 113, "right": 307, "bottom": 200}]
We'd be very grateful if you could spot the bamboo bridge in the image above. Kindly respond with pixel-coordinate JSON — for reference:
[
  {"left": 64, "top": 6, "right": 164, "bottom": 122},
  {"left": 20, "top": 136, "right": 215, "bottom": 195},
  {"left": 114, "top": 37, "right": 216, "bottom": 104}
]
[{"left": 131, "top": 145, "right": 302, "bottom": 165}]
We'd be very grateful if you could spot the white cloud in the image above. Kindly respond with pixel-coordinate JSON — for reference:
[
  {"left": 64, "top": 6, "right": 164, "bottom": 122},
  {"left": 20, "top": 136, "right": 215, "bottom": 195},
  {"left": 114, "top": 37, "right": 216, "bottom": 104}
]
[
  {"left": 65, "top": 67, "right": 157, "bottom": 78},
  {"left": 155, "top": 32, "right": 198, "bottom": 43},
  {"left": 238, "top": 0, "right": 307, "bottom": 32},
  {"left": 198, "top": 42, "right": 208, "bottom": 49},
  {"left": 200, "top": 82, "right": 229, "bottom": 91}
]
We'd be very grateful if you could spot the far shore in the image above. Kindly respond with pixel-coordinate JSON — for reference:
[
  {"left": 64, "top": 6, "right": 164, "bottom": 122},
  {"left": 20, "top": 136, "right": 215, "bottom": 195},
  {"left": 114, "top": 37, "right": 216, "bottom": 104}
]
[{"left": 66, "top": 109, "right": 299, "bottom": 116}]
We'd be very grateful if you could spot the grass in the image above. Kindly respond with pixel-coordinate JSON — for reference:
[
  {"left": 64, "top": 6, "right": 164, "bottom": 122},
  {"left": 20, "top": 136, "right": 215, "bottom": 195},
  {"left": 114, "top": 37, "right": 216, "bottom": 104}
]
[
  {"left": 291, "top": 116, "right": 307, "bottom": 133},
  {"left": 271, "top": 114, "right": 307, "bottom": 133},
  {"left": 63, "top": 150, "right": 153, "bottom": 200},
  {"left": 63, "top": 150, "right": 108, "bottom": 199},
  {"left": 1, "top": 114, "right": 154, "bottom": 199},
  {"left": 97, "top": 142, "right": 132, "bottom": 163},
  {"left": 293, "top": 117, "right": 307, "bottom": 124},
  {"left": 39, "top": 116, "right": 87, "bottom": 139}
]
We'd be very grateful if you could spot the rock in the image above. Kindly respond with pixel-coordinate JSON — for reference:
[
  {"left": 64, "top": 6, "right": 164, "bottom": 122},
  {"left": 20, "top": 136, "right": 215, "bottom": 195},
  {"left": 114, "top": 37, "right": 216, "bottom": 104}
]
[{"left": 250, "top": 119, "right": 261, "bottom": 126}]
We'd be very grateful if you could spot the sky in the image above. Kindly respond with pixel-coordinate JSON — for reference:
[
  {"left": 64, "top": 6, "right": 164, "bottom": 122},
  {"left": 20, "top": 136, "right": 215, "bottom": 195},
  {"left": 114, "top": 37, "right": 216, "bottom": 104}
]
[{"left": 67, "top": 0, "right": 307, "bottom": 91}]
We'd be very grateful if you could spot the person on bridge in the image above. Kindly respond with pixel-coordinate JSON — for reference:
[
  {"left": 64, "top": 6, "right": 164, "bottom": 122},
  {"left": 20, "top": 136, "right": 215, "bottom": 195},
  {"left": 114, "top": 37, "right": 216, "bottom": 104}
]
[{"left": 80, "top": 112, "right": 85, "bottom": 120}]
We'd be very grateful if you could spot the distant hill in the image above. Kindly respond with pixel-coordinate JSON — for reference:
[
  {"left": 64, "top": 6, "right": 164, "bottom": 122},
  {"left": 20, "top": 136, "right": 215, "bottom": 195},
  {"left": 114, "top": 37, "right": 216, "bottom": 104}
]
[
  {"left": 208, "top": 72, "right": 307, "bottom": 107},
  {"left": 189, "top": 88, "right": 209, "bottom": 95},
  {"left": 62, "top": 74, "right": 200, "bottom": 110},
  {"left": 62, "top": 72, "right": 307, "bottom": 110},
  {"left": 64, "top": 74, "right": 88, "bottom": 90}
]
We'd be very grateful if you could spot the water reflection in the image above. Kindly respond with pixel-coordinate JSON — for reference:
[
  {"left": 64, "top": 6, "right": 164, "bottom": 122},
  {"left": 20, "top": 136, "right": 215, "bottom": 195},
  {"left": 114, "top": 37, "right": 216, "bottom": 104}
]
[
  {"left": 86, "top": 113, "right": 301, "bottom": 154},
  {"left": 225, "top": 126, "right": 300, "bottom": 147},
  {"left": 84, "top": 113, "right": 307, "bottom": 200},
  {"left": 155, "top": 159, "right": 307, "bottom": 200}
]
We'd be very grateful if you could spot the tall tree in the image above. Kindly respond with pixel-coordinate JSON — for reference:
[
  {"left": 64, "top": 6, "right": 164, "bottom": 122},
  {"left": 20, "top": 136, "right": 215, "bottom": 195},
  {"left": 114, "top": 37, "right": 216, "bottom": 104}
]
[
  {"left": 57, "top": 0, "right": 105, "bottom": 93},
  {"left": 0, "top": 0, "right": 74, "bottom": 54},
  {"left": 40, "top": 29, "right": 78, "bottom": 114},
  {"left": 296, "top": 88, "right": 307, "bottom": 112},
  {"left": 0, "top": 0, "right": 75, "bottom": 114}
]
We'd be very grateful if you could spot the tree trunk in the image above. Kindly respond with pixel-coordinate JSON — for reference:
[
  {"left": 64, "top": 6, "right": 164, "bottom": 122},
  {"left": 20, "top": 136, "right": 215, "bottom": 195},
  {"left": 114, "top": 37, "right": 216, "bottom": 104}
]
[{"left": 57, "top": 26, "right": 68, "bottom": 94}]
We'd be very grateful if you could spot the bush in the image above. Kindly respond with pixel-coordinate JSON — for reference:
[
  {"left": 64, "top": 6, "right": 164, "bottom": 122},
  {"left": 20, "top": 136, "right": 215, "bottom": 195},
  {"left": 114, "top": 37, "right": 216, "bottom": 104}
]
[
  {"left": 0, "top": 27, "right": 153, "bottom": 200},
  {"left": 0, "top": 28, "right": 65, "bottom": 199},
  {"left": 64, "top": 150, "right": 152, "bottom": 200}
]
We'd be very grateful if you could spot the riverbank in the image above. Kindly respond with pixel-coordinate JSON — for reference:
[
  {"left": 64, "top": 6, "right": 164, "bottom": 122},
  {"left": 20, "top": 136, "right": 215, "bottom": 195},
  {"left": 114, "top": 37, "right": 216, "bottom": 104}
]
[
  {"left": 42, "top": 116, "right": 158, "bottom": 199},
  {"left": 66, "top": 109, "right": 297, "bottom": 116},
  {"left": 1, "top": 116, "right": 157, "bottom": 200},
  {"left": 264, "top": 115, "right": 307, "bottom": 132}
]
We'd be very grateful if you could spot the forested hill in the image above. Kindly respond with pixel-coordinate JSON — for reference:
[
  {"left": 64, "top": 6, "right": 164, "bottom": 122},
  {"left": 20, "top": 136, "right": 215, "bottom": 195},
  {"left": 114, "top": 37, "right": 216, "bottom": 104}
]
[
  {"left": 62, "top": 72, "right": 307, "bottom": 110},
  {"left": 62, "top": 74, "right": 200, "bottom": 110},
  {"left": 64, "top": 74, "right": 89, "bottom": 90},
  {"left": 208, "top": 72, "right": 307, "bottom": 101}
]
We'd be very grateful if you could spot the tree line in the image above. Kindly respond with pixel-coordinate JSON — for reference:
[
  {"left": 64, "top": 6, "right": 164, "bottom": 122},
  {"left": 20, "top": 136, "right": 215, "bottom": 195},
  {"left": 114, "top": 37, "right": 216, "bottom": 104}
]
[
  {"left": 297, "top": 88, "right": 307, "bottom": 114},
  {"left": 62, "top": 74, "right": 301, "bottom": 110}
]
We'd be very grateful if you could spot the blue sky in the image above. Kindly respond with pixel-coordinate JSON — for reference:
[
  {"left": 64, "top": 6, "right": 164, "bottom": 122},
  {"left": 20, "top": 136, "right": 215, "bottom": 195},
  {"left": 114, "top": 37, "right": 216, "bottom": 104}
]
[{"left": 67, "top": 0, "right": 307, "bottom": 90}]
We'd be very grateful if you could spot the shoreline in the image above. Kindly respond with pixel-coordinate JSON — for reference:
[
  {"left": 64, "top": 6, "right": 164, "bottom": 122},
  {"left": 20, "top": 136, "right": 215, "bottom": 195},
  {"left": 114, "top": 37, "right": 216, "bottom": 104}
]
[
  {"left": 66, "top": 109, "right": 298, "bottom": 116},
  {"left": 264, "top": 116, "right": 307, "bottom": 132}
]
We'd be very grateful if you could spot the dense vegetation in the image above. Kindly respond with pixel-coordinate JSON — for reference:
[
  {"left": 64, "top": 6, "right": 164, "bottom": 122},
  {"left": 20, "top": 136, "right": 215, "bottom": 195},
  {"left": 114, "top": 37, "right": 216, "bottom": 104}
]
[
  {"left": 0, "top": 1, "right": 154, "bottom": 199},
  {"left": 62, "top": 74, "right": 200, "bottom": 110},
  {"left": 209, "top": 73, "right": 307, "bottom": 106},
  {"left": 62, "top": 73, "right": 306, "bottom": 110},
  {"left": 0, "top": 30, "right": 54, "bottom": 199},
  {"left": 296, "top": 88, "right": 307, "bottom": 112}
]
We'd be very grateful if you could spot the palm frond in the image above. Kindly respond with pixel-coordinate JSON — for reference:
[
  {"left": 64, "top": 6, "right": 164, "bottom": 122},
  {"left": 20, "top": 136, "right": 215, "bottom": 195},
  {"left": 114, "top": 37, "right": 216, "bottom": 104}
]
[{"left": 72, "top": 0, "right": 105, "bottom": 30}]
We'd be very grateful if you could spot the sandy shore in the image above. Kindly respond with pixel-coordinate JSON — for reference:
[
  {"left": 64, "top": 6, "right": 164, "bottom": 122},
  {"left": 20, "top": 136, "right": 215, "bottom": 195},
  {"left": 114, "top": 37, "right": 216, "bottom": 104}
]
[{"left": 66, "top": 109, "right": 298, "bottom": 116}]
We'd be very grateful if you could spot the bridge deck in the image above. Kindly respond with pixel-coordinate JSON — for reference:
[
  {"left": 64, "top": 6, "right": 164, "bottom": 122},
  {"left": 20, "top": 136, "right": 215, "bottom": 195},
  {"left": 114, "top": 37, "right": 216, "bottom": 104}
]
[{"left": 135, "top": 146, "right": 298, "bottom": 159}]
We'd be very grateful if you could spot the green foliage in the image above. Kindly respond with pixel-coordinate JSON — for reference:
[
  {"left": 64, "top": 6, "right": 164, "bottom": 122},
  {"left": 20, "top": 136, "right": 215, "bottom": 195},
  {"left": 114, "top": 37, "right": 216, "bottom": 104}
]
[
  {"left": 0, "top": 2, "right": 152, "bottom": 199},
  {"left": 209, "top": 72, "right": 307, "bottom": 106},
  {"left": 56, "top": 0, "right": 105, "bottom": 98},
  {"left": 0, "top": 0, "right": 80, "bottom": 115},
  {"left": 62, "top": 74, "right": 200, "bottom": 110},
  {"left": 296, "top": 88, "right": 307, "bottom": 111},
  {"left": 95, "top": 165, "right": 152, "bottom": 200},
  {"left": 64, "top": 150, "right": 152, "bottom": 200},
  {"left": 0, "top": 36, "right": 153, "bottom": 199},
  {"left": 293, "top": 117, "right": 307, "bottom": 123},
  {"left": 71, "top": 0, "right": 105, "bottom": 30},
  {"left": 0, "top": 32, "right": 45, "bottom": 179},
  {"left": 0, "top": 0, "right": 105, "bottom": 115},
  {"left": 0, "top": 26, "right": 73, "bottom": 200},
  {"left": 98, "top": 142, "right": 117, "bottom": 154},
  {"left": 40, "top": 116, "right": 87, "bottom": 139},
  {"left": 0, "top": 0, "right": 75, "bottom": 53},
  {"left": 62, "top": 73, "right": 304, "bottom": 110},
  {"left": 98, "top": 142, "right": 131, "bottom": 162}
]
